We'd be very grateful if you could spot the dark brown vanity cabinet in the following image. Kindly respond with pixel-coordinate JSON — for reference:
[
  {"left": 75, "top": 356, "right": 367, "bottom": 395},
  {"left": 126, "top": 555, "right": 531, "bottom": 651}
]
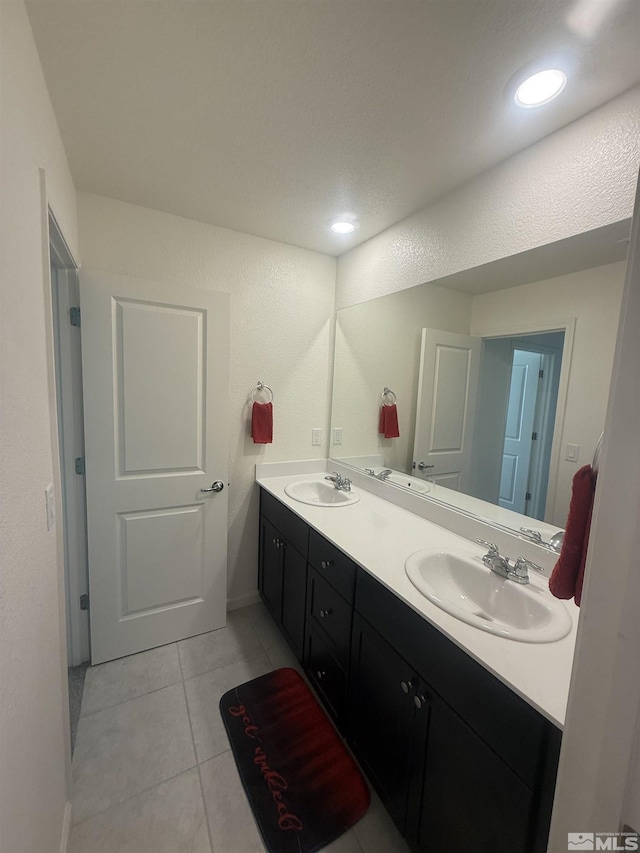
[
  {"left": 257, "top": 489, "right": 561, "bottom": 853},
  {"left": 303, "top": 530, "right": 357, "bottom": 731},
  {"left": 352, "top": 568, "right": 561, "bottom": 853},
  {"left": 258, "top": 491, "right": 309, "bottom": 660}
]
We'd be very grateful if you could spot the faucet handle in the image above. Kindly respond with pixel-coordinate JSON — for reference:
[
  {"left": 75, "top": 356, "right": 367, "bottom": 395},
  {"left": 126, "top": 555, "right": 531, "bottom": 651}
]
[
  {"left": 477, "top": 539, "right": 499, "bottom": 556},
  {"left": 514, "top": 556, "right": 543, "bottom": 575}
]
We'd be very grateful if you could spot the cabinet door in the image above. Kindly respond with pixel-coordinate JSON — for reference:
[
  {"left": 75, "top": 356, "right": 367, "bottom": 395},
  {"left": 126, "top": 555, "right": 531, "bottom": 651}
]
[
  {"left": 415, "top": 696, "right": 534, "bottom": 853},
  {"left": 349, "top": 614, "right": 419, "bottom": 835},
  {"left": 259, "top": 517, "right": 283, "bottom": 622},
  {"left": 280, "top": 541, "right": 306, "bottom": 660}
]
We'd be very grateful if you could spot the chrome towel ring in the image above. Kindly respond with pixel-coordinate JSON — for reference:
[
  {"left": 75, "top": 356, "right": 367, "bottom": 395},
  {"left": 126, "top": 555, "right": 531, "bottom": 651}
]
[
  {"left": 380, "top": 387, "right": 397, "bottom": 405},
  {"left": 251, "top": 381, "right": 273, "bottom": 403}
]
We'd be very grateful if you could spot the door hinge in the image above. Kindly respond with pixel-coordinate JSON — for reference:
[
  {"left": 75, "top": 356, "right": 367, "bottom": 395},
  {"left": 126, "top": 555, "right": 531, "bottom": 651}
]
[
  {"left": 75, "top": 456, "right": 85, "bottom": 475},
  {"left": 532, "top": 431, "right": 538, "bottom": 441},
  {"left": 79, "top": 594, "right": 90, "bottom": 611},
  {"left": 538, "top": 369, "right": 544, "bottom": 379},
  {"left": 70, "top": 306, "right": 81, "bottom": 327},
  {"left": 525, "top": 491, "right": 532, "bottom": 501}
]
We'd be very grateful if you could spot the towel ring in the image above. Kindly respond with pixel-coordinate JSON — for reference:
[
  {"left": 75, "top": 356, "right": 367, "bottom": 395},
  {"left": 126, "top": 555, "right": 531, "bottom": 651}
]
[
  {"left": 380, "top": 387, "right": 397, "bottom": 405},
  {"left": 251, "top": 381, "right": 273, "bottom": 403}
]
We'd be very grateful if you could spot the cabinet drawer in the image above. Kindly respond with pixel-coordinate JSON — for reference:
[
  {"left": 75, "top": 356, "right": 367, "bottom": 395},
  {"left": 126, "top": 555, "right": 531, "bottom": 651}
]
[
  {"left": 307, "top": 568, "right": 352, "bottom": 668},
  {"left": 260, "top": 490, "right": 309, "bottom": 557},
  {"left": 305, "top": 624, "right": 347, "bottom": 728},
  {"left": 308, "top": 529, "right": 357, "bottom": 603}
]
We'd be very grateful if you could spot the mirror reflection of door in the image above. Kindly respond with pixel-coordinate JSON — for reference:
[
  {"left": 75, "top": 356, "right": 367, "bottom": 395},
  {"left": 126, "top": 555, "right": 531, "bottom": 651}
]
[
  {"left": 413, "top": 329, "right": 482, "bottom": 492},
  {"left": 495, "top": 333, "right": 564, "bottom": 520}
]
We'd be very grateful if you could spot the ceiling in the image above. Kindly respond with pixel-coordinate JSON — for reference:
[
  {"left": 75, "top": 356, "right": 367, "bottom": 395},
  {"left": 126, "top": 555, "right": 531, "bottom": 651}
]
[{"left": 27, "top": 0, "right": 640, "bottom": 256}]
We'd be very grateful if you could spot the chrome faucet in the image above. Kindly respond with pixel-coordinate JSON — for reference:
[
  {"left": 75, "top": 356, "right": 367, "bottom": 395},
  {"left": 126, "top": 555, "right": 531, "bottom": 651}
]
[
  {"left": 325, "top": 472, "right": 352, "bottom": 492},
  {"left": 477, "top": 540, "right": 542, "bottom": 585},
  {"left": 377, "top": 469, "right": 392, "bottom": 480}
]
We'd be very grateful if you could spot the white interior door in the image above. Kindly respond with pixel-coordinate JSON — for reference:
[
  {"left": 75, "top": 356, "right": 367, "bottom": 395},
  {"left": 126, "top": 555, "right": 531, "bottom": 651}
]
[
  {"left": 81, "top": 271, "right": 229, "bottom": 664},
  {"left": 498, "top": 349, "right": 541, "bottom": 513},
  {"left": 413, "top": 328, "right": 481, "bottom": 492}
]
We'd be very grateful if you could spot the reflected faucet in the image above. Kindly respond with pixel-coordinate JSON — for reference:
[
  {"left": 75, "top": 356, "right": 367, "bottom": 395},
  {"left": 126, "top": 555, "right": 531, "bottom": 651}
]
[{"left": 377, "top": 469, "right": 392, "bottom": 480}]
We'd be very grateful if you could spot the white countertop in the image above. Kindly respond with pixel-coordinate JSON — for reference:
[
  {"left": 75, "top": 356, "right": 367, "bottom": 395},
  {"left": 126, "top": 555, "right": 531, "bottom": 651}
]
[{"left": 256, "top": 468, "right": 579, "bottom": 729}]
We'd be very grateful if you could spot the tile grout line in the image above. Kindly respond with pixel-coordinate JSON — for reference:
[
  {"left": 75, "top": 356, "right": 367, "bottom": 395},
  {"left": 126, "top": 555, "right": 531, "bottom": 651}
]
[
  {"left": 70, "top": 765, "right": 200, "bottom": 830},
  {"left": 180, "top": 636, "right": 217, "bottom": 853},
  {"left": 79, "top": 676, "right": 184, "bottom": 720}
]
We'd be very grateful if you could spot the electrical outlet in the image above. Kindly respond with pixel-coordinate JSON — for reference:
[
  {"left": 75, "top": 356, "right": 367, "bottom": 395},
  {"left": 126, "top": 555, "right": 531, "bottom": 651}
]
[
  {"left": 312, "top": 428, "right": 322, "bottom": 446},
  {"left": 45, "top": 484, "right": 55, "bottom": 530},
  {"left": 333, "top": 427, "right": 343, "bottom": 445}
]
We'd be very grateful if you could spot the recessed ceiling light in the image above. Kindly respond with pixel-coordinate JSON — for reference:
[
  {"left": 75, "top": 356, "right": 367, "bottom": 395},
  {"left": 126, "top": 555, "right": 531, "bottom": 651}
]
[
  {"left": 327, "top": 215, "right": 359, "bottom": 234},
  {"left": 514, "top": 69, "right": 567, "bottom": 108}
]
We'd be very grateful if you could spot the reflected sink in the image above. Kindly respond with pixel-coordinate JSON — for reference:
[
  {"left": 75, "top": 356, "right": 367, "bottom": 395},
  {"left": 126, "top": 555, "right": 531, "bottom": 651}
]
[
  {"left": 386, "top": 473, "right": 431, "bottom": 494},
  {"left": 284, "top": 479, "right": 360, "bottom": 507},
  {"left": 405, "top": 549, "right": 571, "bottom": 643}
]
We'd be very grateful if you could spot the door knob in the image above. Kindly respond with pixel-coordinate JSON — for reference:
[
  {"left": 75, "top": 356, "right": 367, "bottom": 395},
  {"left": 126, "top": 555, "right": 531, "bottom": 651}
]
[
  {"left": 417, "top": 462, "right": 434, "bottom": 470},
  {"left": 201, "top": 481, "right": 224, "bottom": 493}
]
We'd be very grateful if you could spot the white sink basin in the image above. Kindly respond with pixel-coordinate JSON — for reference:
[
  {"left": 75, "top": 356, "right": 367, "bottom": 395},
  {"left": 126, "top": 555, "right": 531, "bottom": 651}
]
[
  {"left": 386, "top": 473, "right": 431, "bottom": 494},
  {"left": 284, "top": 479, "right": 360, "bottom": 507},
  {"left": 405, "top": 549, "right": 571, "bottom": 643}
]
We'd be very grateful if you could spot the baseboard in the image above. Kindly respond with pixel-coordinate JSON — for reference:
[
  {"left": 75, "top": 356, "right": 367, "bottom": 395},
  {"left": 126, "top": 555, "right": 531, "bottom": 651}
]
[
  {"left": 227, "top": 590, "right": 261, "bottom": 611},
  {"left": 59, "top": 801, "right": 72, "bottom": 853}
]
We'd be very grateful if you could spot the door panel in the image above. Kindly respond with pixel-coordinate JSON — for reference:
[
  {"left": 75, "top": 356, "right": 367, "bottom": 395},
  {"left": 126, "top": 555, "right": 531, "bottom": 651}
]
[
  {"left": 117, "top": 299, "right": 205, "bottom": 473},
  {"left": 413, "top": 329, "right": 481, "bottom": 491},
  {"left": 499, "top": 350, "right": 541, "bottom": 513},
  {"left": 81, "top": 271, "right": 229, "bottom": 664}
]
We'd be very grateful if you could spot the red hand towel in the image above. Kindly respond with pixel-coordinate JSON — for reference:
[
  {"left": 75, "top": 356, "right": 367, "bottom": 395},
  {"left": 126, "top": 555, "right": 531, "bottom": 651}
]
[
  {"left": 379, "top": 404, "right": 400, "bottom": 439},
  {"left": 549, "top": 464, "right": 595, "bottom": 607},
  {"left": 251, "top": 401, "right": 273, "bottom": 444}
]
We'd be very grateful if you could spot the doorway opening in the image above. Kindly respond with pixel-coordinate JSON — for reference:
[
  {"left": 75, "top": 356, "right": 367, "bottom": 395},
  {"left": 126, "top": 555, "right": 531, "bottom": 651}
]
[
  {"left": 49, "top": 212, "right": 89, "bottom": 751},
  {"left": 496, "top": 332, "right": 565, "bottom": 519}
]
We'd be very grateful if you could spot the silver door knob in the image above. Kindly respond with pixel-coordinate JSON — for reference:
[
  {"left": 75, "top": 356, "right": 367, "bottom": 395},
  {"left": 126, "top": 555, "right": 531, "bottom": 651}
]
[
  {"left": 201, "top": 481, "right": 224, "bottom": 493},
  {"left": 418, "top": 462, "right": 434, "bottom": 470}
]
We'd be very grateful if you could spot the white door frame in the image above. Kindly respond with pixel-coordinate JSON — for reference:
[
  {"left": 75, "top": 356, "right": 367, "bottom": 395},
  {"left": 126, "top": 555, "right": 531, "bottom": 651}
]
[
  {"left": 470, "top": 317, "right": 576, "bottom": 524},
  {"left": 50, "top": 212, "right": 90, "bottom": 666}
]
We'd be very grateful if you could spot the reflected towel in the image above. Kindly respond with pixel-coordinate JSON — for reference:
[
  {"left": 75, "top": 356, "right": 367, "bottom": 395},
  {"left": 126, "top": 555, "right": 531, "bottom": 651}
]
[
  {"left": 251, "top": 401, "right": 273, "bottom": 444},
  {"left": 379, "top": 404, "right": 400, "bottom": 439},
  {"left": 549, "top": 464, "right": 595, "bottom": 607}
]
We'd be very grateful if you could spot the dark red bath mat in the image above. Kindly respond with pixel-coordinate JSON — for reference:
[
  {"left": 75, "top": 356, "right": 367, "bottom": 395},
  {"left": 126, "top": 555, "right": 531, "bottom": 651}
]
[{"left": 219, "top": 667, "right": 370, "bottom": 853}]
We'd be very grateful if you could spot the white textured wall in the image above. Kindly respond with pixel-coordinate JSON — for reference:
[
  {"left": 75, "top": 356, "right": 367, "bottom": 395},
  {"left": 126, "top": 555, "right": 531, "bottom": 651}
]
[
  {"left": 471, "top": 261, "right": 626, "bottom": 526},
  {"left": 0, "top": 2, "right": 79, "bottom": 851},
  {"left": 76, "top": 193, "right": 336, "bottom": 608},
  {"left": 336, "top": 87, "right": 640, "bottom": 310},
  {"left": 332, "top": 283, "right": 472, "bottom": 471}
]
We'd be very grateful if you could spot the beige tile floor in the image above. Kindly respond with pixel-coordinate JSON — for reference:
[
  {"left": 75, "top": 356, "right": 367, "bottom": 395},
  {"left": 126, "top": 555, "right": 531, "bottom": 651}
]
[{"left": 69, "top": 603, "right": 410, "bottom": 853}]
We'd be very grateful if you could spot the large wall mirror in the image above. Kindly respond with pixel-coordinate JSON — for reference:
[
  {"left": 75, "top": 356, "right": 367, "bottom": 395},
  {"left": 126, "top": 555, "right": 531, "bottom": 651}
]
[{"left": 330, "top": 225, "right": 629, "bottom": 539}]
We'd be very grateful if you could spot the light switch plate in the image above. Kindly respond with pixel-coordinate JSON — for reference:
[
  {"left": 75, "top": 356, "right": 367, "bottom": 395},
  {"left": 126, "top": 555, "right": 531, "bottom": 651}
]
[
  {"left": 45, "top": 483, "right": 55, "bottom": 530},
  {"left": 565, "top": 443, "right": 580, "bottom": 462},
  {"left": 312, "top": 428, "right": 322, "bottom": 446},
  {"left": 333, "top": 427, "right": 343, "bottom": 445}
]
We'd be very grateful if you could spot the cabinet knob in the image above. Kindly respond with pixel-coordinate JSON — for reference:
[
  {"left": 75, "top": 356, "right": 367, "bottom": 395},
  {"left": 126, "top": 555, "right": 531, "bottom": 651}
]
[
  {"left": 400, "top": 680, "right": 414, "bottom": 694},
  {"left": 414, "top": 694, "right": 428, "bottom": 710},
  {"left": 319, "top": 608, "right": 332, "bottom": 618},
  {"left": 321, "top": 560, "right": 335, "bottom": 570},
  {"left": 316, "top": 670, "right": 326, "bottom": 680}
]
